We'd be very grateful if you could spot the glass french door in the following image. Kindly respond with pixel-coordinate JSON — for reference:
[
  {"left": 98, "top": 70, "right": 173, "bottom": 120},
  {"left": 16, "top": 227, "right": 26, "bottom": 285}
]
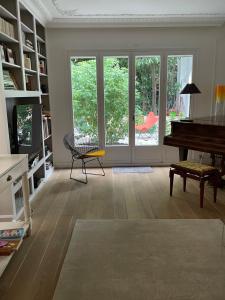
[
  {"left": 135, "top": 56, "right": 160, "bottom": 146},
  {"left": 70, "top": 52, "right": 194, "bottom": 165},
  {"left": 70, "top": 56, "right": 99, "bottom": 145},
  {"left": 166, "top": 55, "right": 193, "bottom": 135},
  {"left": 104, "top": 56, "right": 129, "bottom": 146}
]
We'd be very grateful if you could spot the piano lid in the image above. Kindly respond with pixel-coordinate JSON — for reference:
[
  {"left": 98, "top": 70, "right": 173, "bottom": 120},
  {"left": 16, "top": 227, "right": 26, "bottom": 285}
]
[
  {"left": 178, "top": 115, "right": 225, "bottom": 126},
  {"left": 164, "top": 115, "right": 225, "bottom": 156}
]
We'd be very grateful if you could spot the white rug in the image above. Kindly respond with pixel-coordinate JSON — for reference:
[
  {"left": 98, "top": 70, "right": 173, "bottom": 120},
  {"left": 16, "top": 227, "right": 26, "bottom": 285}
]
[
  {"left": 112, "top": 166, "right": 153, "bottom": 173},
  {"left": 53, "top": 219, "right": 225, "bottom": 300}
]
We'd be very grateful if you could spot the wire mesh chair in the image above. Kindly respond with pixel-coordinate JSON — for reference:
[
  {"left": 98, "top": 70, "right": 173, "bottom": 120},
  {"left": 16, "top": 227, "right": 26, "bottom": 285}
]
[{"left": 63, "top": 132, "right": 105, "bottom": 184}]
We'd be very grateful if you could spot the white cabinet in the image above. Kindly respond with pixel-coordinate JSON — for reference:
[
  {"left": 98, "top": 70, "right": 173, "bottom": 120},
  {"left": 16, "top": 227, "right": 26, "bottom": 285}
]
[
  {"left": 0, "top": 154, "right": 31, "bottom": 221},
  {"left": 0, "top": 154, "right": 32, "bottom": 277}
]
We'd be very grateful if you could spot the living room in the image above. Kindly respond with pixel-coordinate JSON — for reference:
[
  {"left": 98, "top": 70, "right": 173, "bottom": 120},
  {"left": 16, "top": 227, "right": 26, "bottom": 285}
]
[{"left": 0, "top": 0, "right": 225, "bottom": 299}]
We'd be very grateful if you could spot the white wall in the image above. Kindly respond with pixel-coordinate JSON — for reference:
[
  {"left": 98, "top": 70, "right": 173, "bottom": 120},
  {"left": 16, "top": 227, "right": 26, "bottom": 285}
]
[{"left": 46, "top": 25, "right": 225, "bottom": 167}]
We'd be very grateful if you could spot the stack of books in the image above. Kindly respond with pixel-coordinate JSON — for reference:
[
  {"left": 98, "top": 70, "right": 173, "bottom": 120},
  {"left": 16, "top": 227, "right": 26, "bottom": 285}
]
[
  {"left": 21, "top": 31, "right": 33, "bottom": 49},
  {"left": 0, "top": 228, "right": 25, "bottom": 256},
  {"left": 0, "top": 17, "right": 15, "bottom": 38},
  {"left": 25, "top": 39, "right": 33, "bottom": 49}
]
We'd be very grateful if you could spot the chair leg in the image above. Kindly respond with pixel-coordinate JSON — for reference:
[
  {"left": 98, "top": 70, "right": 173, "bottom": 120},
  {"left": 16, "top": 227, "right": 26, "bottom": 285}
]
[
  {"left": 70, "top": 157, "right": 105, "bottom": 183},
  {"left": 97, "top": 158, "right": 105, "bottom": 176},
  {"left": 183, "top": 176, "right": 187, "bottom": 192},
  {"left": 70, "top": 157, "right": 75, "bottom": 179},
  {"left": 169, "top": 169, "right": 174, "bottom": 196},
  {"left": 83, "top": 158, "right": 105, "bottom": 177},
  {"left": 200, "top": 179, "right": 205, "bottom": 208},
  {"left": 82, "top": 160, "right": 88, "bottom": 184},
  {"left": 70, "top": 158, "right": 88, "bottom": 184}
]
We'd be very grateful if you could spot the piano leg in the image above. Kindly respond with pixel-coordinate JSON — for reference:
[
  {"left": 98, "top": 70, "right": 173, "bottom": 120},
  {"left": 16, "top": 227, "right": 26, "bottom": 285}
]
[
  {"left": 179, "top": 147, "right": 188, "bottom": 161},
  {"left": 221, "top": 156, "right": 225, "bottom": 175},
  {"left": 210, "top": 154, "right": 225, "bottom": 187}
]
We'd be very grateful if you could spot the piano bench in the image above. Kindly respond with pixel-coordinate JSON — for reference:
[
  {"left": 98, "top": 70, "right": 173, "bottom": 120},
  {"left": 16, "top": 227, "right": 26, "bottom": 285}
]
[{"left": 169, "top": 161, "right": 220, "bottom": 208}]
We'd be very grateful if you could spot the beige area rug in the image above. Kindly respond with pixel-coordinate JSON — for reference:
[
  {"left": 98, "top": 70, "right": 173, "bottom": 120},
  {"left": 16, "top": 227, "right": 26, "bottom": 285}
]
[{"left": 53, "top": 219, "right": 225, "bottom": 300}]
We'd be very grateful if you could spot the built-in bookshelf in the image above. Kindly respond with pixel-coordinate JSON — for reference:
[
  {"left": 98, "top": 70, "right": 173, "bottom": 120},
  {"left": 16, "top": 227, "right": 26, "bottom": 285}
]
[{"left": 0, "top": 0, "right": 53, "bottom": 218}]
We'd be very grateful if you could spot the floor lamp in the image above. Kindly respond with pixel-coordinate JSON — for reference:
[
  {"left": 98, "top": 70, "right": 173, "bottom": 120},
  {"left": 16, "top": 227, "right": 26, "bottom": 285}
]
[{"left": 180, "top": 83, "right": 201, "bottom": 121}]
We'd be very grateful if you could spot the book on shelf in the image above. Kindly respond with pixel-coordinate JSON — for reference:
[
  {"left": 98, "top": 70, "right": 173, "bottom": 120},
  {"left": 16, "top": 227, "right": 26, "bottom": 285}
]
[
  {"left": 37, "top": 41, "right": 45, "bottom": 56},
  {"left": 5, "top": 47, "right": 15, "bottom": 64},
  {"left": 0, "top": 228, "right": 25, "bottom": 240},
  {"left": 37, "top": 41, "right": 41, "bottom": 53},
  {"left": 0, "top": 17, "right": 15, "bottom": 39},
  {"left": 42, "top": 115, "right": 51, "bottom": 139},
  {"left": 0, "top": 239, "right": 23, "bottom": 256},
  {"left": 24, "top": 53, "right": 31, "bottom": 69},
  {"left": 41, "top": 84, "right": 48, "bottom": 93},
  {"left": 0, "top": 228, "right": 25, "bottom": 255},
  {"left": 3, "top": 69, "right": 18, "bottom": 90},
  {"left": 25, "top": 73, "right": 34, "bottom": 90},
  {"left": 0, "top": 44, "right": 16, "bottom": 64},
  {"left": 0, "top": 44, "right": 5, "bottom": 62},
  {"left": 21, "top": 31, "right": 25, "bottom": 44},
  {"left": 39, "top": 59, "right": 46, "bottom": 74}
]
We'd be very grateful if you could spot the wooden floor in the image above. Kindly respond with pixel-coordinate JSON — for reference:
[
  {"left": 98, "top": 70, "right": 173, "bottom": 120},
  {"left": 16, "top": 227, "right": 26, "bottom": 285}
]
[{"left": 0, "top": 167, "right": 225, "bottom": 300}]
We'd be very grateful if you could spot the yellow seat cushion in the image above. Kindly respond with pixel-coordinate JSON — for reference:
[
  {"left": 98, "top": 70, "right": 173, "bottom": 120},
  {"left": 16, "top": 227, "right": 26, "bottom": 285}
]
[
  {"left": 171, "top": 160, "right": 217, "bottom": 175},
  {"left": 85, "top": 150, "right": 105, "bottom": 158}
]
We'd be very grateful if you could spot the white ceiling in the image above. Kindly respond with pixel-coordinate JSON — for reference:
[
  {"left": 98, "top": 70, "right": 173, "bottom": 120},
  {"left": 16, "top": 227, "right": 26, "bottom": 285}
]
[{"left": 25, "top": 0, "right": 225, "bottom": 27}]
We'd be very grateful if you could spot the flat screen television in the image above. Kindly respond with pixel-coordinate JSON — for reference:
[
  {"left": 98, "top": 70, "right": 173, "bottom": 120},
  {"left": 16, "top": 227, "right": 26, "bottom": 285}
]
[{"left": 9, "top": 103, "right": 42, "bottom": 161}]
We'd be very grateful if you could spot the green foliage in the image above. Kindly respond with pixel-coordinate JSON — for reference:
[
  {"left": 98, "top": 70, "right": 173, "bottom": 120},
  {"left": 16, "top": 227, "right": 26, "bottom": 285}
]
[
  {"left": 71, "top": 58, "right": 129, "bottom": 144},
  {"left": 167, "top": 57, "right": 182, "bottom": 111},
  {"left": 71, "top": 58, "right": 98, "bottom": 142},
  {"left": 135, "top": 56, "right": 160, "bottom": 115},
  {"left": 104, "top": 58, "right": 129, "bottom": 144},
  {"left": 71, "top": 56, "right": 182, "bottom": 143}
]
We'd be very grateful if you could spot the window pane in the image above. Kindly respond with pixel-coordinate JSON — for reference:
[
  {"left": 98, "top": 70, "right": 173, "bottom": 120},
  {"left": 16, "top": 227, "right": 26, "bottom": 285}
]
[
  {"left": 104, "top": 57, "right": 129, "bottom": 145},
  {"left": 135, "top": 56, "right": 160, "bottom": 146},
  {"left": 166, "top": 55, "right": 193, "bottom": 135},
  {"left": 70, "top": 57, "right": 98, "bottom": 145}
]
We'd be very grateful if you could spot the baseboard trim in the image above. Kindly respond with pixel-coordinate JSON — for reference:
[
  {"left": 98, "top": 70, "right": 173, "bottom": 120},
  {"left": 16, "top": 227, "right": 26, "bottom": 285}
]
[{"left": 54, "top": 161, "right": 171, "bottom": 169}]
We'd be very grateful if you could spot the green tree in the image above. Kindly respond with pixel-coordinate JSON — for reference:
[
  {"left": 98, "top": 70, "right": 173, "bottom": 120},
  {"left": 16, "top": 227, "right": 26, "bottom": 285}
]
[
  {"left": 71, "top": 58, "right": 98, "bottom": 143},
  {"left": 167, "top": 56, "right": 182, "bottom": 112},
  {"left": 135, "top": 57, "right": 160, "bottom": 116},
  {"left": 71, "top": 58, "right": 129, "bottom": 144},
  {"left": 71, "top": 56, "right": 181, "bottom": 143}
]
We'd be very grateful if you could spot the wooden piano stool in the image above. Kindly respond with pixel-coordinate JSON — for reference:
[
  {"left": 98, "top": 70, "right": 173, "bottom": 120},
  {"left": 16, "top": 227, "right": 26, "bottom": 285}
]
[{"left": 169, "top": 161, "right": 220, "bottom": 208}]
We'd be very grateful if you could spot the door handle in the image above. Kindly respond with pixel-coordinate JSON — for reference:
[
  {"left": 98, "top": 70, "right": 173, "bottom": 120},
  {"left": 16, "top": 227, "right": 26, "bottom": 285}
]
[{"left": 7, "top": 175, "right": 12, "bottom": 182}]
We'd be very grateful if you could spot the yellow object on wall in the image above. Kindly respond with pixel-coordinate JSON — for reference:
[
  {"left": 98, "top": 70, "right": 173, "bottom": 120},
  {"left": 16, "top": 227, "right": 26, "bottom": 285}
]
[{"left": 215, "top": 85, "right": 225, "bottom": 103}]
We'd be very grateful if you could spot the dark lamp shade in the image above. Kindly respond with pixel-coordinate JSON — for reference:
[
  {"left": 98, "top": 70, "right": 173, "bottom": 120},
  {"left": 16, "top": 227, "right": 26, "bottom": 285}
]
[{"left": 180, "top": 83, "right": 201, "bottom": 94}]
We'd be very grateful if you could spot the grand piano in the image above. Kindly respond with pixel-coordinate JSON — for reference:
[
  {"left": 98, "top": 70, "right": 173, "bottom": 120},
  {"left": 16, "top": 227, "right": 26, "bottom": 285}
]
[{"left": 163, "top": 116, "right": 225, "bottom": 172}]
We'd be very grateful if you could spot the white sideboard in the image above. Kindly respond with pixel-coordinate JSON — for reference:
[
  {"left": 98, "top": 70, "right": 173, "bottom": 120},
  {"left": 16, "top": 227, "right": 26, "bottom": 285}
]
[{"left": 0, "top": 154, "right": 32, "bottom": 277}]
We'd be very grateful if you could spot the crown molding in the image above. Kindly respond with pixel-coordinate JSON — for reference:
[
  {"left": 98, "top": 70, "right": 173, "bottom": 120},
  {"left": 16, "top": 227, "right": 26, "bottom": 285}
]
[
  {"left": 20, "top": 0, "right": 53, "bottom": 25},
  {"left": 19, "top": 1, "right": 225, "bottom": 29},
  {"left": 47, "top": 14, "right": 225, "bottom": 28}
]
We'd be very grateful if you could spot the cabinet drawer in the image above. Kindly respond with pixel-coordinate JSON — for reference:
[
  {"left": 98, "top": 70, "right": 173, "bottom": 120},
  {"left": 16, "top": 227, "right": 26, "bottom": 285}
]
[{"left": 0, "top": 160, "right": 27, "bottom": 193}]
